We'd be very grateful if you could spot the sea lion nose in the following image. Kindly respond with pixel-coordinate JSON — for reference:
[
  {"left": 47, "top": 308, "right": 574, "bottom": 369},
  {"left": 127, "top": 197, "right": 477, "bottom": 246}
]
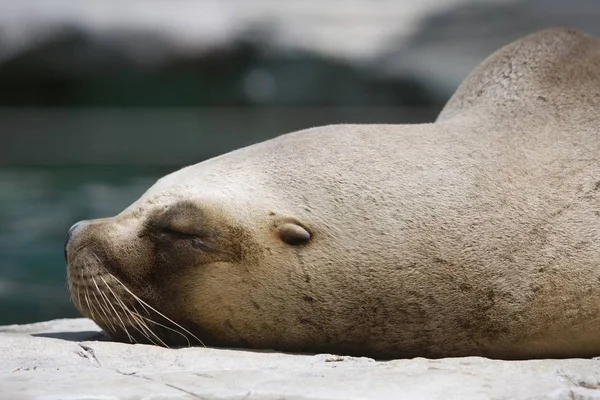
[{"left": 64, "top": 220, "right": 89, "bottom": 262}]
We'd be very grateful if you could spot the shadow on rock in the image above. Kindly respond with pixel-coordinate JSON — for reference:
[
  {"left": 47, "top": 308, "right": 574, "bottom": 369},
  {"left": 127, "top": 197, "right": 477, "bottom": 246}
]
[{"left": 32, "top": 331, "right": 111, "bottom": 342}]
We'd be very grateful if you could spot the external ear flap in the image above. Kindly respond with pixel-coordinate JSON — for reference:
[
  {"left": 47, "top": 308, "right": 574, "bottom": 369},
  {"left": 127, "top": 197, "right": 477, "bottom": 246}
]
[{"left": 278, "top": 223, "right": 311, "bottom": 246}]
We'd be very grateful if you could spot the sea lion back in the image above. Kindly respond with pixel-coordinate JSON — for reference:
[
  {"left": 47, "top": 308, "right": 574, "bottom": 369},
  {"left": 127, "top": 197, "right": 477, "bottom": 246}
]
[{"left": 437, "top": 27, "right": 600, "bottom": 126}]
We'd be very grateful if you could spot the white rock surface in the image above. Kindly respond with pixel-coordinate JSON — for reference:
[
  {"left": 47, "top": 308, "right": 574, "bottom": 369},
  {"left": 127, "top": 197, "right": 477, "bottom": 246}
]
[{"left": 2, "top": 318, "right": 600, "bottom": 400}]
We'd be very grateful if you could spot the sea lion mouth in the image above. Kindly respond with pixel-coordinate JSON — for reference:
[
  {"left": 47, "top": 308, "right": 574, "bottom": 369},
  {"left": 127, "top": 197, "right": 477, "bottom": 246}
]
[{"left": 67, "top": 248, "right": 204, "bottom": 348}]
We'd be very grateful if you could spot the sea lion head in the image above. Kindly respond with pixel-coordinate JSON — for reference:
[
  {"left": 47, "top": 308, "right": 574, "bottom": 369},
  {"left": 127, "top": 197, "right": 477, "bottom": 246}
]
[{"left": 64, "top": 133, "right": 348, "bottom": 352}]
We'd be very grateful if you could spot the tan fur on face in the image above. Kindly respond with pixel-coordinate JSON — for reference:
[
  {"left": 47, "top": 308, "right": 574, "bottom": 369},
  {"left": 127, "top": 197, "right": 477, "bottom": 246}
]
[{"left": 66, "top": 27, "right": 600, "bottom": 359}]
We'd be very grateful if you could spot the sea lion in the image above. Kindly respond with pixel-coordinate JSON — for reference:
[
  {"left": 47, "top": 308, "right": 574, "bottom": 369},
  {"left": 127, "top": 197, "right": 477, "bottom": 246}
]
[{"left": 65, "top": 27, "right": 600, "bottom": 360}]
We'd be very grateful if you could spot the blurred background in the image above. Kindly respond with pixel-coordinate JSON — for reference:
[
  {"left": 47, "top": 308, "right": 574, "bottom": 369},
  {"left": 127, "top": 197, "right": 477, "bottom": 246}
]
[{"left": 1, "top": 0, "right": 599, "bottom": 326}]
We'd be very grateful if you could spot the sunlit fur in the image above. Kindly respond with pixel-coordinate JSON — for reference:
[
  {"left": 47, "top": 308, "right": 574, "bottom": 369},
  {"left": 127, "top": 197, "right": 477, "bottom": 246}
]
[
  {"left": 66, "top": 28, "right": 600, "bottom": 359},
  {"left": 68, "top": 248, "right": 203, "bottom": 348}
]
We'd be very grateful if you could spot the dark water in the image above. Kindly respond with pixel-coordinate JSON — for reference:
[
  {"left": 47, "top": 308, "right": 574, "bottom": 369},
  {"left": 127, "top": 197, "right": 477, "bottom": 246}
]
[{"left": 0, "top": 166, "right": 175, "bottom": 325}]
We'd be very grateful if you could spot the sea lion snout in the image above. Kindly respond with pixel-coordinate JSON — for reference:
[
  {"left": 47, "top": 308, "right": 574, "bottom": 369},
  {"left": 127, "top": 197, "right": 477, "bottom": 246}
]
[
  {"left": 65, "top": 212, "right": 214, "bottom": 347},
  {"left": 64, "top": 220, "right": 90, "bottom": 262}
]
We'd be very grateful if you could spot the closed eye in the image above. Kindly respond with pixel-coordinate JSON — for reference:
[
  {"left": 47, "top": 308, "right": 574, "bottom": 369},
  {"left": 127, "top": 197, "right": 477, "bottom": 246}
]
[
  {"left": 156, "top": 226, "right": 215, "bottom": 252},
  {"left": 158, "top": 226, "right": 197, "bottom": 239}
]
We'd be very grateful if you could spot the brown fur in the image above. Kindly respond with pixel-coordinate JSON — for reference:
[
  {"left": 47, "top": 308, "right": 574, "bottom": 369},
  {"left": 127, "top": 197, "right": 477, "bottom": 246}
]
[{"left": 66, "top": 27, "right": 600, "bottom": 360}]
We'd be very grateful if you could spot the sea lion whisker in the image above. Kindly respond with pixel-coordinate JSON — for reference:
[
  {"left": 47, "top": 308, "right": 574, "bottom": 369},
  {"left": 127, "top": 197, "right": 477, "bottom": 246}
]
[
  {"left": 66, "top": 279, "right": 74, "bottom": 305},
  {"left": 120, "top": 306, "right": 164, "bottom": 347},
  {"left": 98, "top": 276, "right": 167, "bottom": 347},
  {"left": 107, "top": 276, "right": 185, "bottom": 348},
  {"left": 86, "top": 293, "right": 106, "bottom": 329},
  {"left": 123, "top": 299, "right": 176, "bottom": 348},
  {"left": 121, "top": 300, "right": 168, "bottom": 344},
  {"left": 90, "top": 276, "right": 112, "bottom": 318},
  {"left": 96, "top": 278, "right": 137, "bottom": 343},
  {"left": 110, "top": 274, "right": 205, "bottom": 347},
  {"left": 92, "top": 280, "right": 120, "bottom": 334},
  {"left": 83, "top": 290, "right": 93, "bottom": 319},
  {"left": 127, "top": 311, "right": 171, "bottom": 348},
  {"left": 90, "top": 256, "right": 152, "bottom": 316},
  {"left": 82, "top": 273, "right": 96, "bottom": 320},
  {"left": 76, "top": 290, "right": 83, "bottom": 312},
  {"left": 90, "top": 290, "right": 116, "bottom": 334},
  {"left": 112, "top": 280, "right": 198, "bottom": 348},
  {"left": 132, "top": 311, "right": 192, "bottom": 348},
  {"left": 75, "top": 285, "right": 82, "bottom": 312},
  {"left": 84, "top": 262, "right": 119, "bottom": 336},
  {"left": 73, "top": 273, "right": 84, "bottom": 313},
  {"left": 96, "top": 275, "right": 136, "bottom": 343}
]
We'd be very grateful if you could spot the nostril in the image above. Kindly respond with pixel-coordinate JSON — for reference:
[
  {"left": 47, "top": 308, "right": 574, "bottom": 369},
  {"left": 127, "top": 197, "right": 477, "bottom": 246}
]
[{"left": 64, "top": 220, "right": 88, "bottom": 263}]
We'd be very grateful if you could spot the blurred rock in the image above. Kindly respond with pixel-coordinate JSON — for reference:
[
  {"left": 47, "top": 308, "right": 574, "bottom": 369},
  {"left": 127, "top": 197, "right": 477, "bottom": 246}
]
[
  {"left": 0, "top": 26, "right": 436, "bottom": 107},
  {"left": 0, "top": 0, "right": 487, "bottom": 62},
  {"left": 2, "top": 318, "right": 600, "bottom": 399},
  {"left": 1, "top": 0, "right": 600, "bottom": 106},
  {"left": 379, "top": 0, "right": 600, "bottom": 98}
]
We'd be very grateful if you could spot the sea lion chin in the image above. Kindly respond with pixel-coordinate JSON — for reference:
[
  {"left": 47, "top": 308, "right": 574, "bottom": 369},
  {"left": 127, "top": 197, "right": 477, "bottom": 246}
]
[{"left": 65, "top": 27, "right": 600, "bottom": 360}]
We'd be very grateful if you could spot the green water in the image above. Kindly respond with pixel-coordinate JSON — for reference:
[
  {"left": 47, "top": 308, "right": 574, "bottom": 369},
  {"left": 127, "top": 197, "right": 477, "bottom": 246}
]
[{"left": 0, "top": 166, "right": 176, "bottom": 325}]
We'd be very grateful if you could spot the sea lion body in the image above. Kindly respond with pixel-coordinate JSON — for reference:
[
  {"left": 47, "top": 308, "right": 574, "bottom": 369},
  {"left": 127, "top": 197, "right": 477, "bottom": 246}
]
[{"left": 66, "top": 28, "right": 600, "bottom": 359}]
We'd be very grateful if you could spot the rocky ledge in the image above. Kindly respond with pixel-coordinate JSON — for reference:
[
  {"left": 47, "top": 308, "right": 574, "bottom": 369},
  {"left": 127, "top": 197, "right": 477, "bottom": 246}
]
[{"left": 1, "top": 318, "right": 600, "bottom": 399}]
